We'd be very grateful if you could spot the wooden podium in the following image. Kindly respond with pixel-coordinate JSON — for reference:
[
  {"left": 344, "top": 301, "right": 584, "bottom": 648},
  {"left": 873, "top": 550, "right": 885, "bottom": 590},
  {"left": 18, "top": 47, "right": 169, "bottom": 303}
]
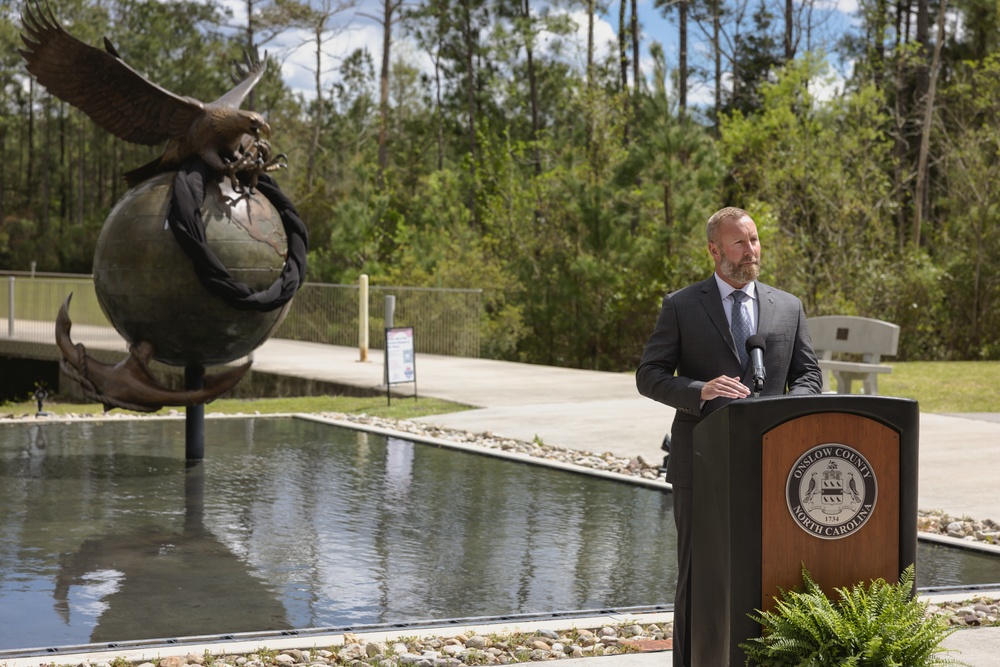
[{"left": 690, "top": 395, "right": 919, "bottom": 666}]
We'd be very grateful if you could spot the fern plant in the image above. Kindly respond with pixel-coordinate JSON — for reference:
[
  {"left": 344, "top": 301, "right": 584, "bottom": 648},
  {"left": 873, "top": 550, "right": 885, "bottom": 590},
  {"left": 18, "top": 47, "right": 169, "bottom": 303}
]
[{"left": 740, "top": 564, "right": 965, "bottom": 666}]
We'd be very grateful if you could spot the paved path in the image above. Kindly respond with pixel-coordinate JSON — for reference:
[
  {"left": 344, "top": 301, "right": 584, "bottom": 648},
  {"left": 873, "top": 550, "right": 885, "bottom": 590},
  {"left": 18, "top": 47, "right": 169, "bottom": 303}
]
[{"left": 254, "top": 339, "right": 1000, "bottom": 523}]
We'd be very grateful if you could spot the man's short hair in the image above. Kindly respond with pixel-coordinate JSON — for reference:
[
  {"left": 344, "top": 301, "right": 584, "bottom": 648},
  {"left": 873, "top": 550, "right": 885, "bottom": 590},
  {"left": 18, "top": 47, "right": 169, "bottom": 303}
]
[{"left": 707, "top": 207, "right": 751, "bottom": 243}]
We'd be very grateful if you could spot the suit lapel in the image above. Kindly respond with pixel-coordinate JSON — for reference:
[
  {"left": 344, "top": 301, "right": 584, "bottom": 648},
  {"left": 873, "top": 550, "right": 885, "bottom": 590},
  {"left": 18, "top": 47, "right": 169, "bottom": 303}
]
[
  {"left": 755, "top": 280, "right": 776, "bottom": 340},
  {"left": 699, "top": 277, "right": 741, "bottom": 362}
]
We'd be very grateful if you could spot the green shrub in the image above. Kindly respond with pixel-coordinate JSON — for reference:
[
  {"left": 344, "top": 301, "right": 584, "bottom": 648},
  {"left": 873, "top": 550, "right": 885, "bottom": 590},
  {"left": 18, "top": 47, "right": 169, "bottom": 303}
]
[{"left": 740, "top": 565, "right": 964, "bottom": 666}]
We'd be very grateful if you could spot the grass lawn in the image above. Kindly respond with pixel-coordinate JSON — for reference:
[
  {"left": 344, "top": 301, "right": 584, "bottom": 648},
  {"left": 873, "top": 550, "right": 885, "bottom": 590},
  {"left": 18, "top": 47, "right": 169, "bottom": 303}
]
[
  {"left": 876, "top": 361, "right": 1000, "bottom": 413},
  {"left": 1, "top": 393, "right": 473, "bottom": 421}
]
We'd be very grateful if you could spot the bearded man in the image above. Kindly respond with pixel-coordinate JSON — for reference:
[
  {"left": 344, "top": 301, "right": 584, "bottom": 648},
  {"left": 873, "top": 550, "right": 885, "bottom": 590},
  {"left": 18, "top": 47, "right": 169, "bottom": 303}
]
[{"left": 635, "top": 206, "right": 823, "bottom": 667}]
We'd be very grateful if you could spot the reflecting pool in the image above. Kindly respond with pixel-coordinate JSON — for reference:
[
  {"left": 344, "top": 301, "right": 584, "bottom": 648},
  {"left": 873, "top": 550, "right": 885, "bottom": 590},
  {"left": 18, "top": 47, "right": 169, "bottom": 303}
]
[
  {"left": 0, "top": 417, "right": 675, "bottom": 651},
  {"left": 2, "top": 417, "right": 999, "bottom": 653}
]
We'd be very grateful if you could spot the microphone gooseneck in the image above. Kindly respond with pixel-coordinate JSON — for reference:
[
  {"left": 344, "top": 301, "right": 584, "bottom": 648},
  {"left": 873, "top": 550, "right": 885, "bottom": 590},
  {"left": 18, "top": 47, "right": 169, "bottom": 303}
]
[{"left": 746, "top": 334, "right": 767, "bottom": 396}]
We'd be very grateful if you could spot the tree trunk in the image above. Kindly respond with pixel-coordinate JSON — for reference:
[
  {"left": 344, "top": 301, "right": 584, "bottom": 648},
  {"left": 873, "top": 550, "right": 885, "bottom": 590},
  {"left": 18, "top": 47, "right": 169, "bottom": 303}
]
[
  {"left": 434, "top": 38, "right": 444, "bottom": 171},
  {"left": 587, "top": 0, "right": 595, "bottom": 89},
  {"left": 246, "top": 0, "right": 258, "bottom": 110},
  {"left": 713, "top": 0, "right": 721, "bottom": 123},
  {"left": 523, "top": 0, "right": 542, "bottom": 175},
  {"left": 894, "top": 60, "right": 907, "bottom": 252},
  {"left": 912, "top": 0, "right": 946, "bottom": 248},
  {"left": 463, "top": 3, "right": 477, "bottom": 161},
  {"left": 631, "top": 0, "right": 640, "bottom": 95},
  {"left": 41, "top": 99, "right": 51, "bottom": 237},
  {"left": 377, "top": 0, "right": 396, "bottom": 188},
  {"left": 663, "top": 179, "right": 673, "bottom": 253},
  {"left": 306, "top": 23, "right": 323, "bottom": 190},
  {"left": 619, "top": 0, "right": 629, "bottom": 146},
  {"left": 26, "top": 79, "right": 35, "bottom": 212},
  {"left": 58, "top": 105, "right": 67, "bottom": 227},
  {"left": 915, "top": 0, "right": 929, "bottom": 101},
  {"left": 679, "top": 0, "right": 688, "bottom": 113},
  {"left": 619, "top": 0, "right": 628, "bottom": 92},
  {"left": 586, "top": 0, "right": 595, "bottom": 155},
  {"left": 785, "top": 0, "right": 793, "bottom": 61},
  {"left": 460, "top": 0, "right": 479, "bottom": 225}
]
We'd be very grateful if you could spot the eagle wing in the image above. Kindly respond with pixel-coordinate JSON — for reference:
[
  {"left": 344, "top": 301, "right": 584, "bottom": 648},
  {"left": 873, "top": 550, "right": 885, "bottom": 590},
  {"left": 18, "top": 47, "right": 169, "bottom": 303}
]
[
  {"left": 19, "top": 1, "right": 203, "bottom": 146},
  {"left": 214, "top": 50, "right": 267, "bottom": 108}
]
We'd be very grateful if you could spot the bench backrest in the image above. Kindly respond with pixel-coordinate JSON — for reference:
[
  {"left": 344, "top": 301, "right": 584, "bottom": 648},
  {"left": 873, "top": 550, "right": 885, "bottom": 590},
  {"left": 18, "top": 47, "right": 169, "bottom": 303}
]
[{"left": 806, "top": 316, "right": 900, "bottom": 364}]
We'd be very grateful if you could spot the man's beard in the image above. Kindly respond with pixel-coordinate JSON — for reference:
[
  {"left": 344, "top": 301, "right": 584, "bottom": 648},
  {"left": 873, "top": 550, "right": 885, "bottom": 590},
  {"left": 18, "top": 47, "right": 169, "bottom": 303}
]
[{"left": 720, "top": 254, "right": 760, "bottom": 284}]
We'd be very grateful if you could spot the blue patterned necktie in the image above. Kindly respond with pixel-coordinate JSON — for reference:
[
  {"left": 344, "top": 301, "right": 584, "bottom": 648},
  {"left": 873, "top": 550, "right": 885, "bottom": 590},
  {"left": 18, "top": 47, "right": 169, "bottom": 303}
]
[{"left": 731, "top": 290, "right": 751, "bottom": 367}]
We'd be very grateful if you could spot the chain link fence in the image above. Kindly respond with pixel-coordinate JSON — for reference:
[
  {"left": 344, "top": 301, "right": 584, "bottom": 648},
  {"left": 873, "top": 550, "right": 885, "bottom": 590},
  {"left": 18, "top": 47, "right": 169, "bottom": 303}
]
[
  {"left": 0, "top": 273, "right": 483, "bottom": 359},
  {"left": 278, "top": 283, "right": 482, "bottom": 356}
]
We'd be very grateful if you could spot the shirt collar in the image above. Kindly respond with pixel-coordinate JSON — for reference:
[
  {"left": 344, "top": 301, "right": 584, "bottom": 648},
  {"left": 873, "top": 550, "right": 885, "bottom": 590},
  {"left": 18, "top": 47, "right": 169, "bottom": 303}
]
[{"left": 714, "top": 273, "right": 756, "bottom": 301}]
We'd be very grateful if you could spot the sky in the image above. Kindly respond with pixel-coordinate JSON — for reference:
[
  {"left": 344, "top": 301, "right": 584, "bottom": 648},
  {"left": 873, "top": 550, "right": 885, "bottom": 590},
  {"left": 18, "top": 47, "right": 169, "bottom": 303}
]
[{"left": 210, "top": 0, "right": 864, "bottom": 105}]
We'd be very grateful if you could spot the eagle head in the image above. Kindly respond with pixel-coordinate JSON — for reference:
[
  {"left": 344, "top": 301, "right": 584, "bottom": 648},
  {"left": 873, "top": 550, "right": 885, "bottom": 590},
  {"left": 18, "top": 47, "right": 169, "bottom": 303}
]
[
  {"left": 210, "top": 108, "right": 271, "bottom": 146},
  {"left": 245, "top": 111, "right": 271, "bottom": 139}
]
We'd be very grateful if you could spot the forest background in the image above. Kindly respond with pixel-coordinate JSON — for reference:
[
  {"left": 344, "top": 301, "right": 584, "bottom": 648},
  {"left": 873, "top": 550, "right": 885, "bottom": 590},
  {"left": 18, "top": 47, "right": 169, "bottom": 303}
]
[{"left": 0, "top": 0, "right": 997, "bottom": 371}]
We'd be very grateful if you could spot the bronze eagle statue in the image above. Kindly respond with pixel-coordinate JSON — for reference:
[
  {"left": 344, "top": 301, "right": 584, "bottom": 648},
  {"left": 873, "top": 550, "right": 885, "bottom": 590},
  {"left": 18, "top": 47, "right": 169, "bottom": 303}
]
[{"left": 19, "top": 1, "right": 284, "bottom": 187}]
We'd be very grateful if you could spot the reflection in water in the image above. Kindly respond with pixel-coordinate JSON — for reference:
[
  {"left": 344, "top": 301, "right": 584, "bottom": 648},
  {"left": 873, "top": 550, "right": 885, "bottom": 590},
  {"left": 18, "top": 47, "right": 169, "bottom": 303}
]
[
  {"left": 2, "top": 417, "right": 998, "bottom": 654},
  {"left": 0, "top": 418, "right": 676, "bottom": 652},
  {"left": 916, "top": 542, "right": 1000, "bottom": 590},
  {"left": 51, "top": 461, "right": 290, "bottom": 643}
]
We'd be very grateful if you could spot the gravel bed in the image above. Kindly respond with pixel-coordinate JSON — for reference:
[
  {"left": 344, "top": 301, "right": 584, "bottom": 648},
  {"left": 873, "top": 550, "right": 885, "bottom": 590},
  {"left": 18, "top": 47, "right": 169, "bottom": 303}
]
[
  {"left": 313, "top": 412, "right": 666, "bottom": 480},
  {"left": 71, "top": 624, "right": 666, "bottom": 667},
  {"left": 918, "top": 509, "right": 1000, "bottom": 545}
]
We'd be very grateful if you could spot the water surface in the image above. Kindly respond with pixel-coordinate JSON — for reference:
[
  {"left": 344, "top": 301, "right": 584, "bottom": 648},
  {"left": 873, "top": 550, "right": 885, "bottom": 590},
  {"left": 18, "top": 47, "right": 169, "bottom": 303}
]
[
  {"left": 0, "top": 417, "right": 675, "bottom": 651},
  {"left": 1, "top": 417, "right": 998, "bottom": 654}
]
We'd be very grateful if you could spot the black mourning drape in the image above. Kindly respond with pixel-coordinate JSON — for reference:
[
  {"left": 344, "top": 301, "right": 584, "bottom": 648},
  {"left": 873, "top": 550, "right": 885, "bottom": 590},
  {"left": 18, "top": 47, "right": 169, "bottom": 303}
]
[{"left": 167, "top": 159, "right": 308, "bottom": 312}]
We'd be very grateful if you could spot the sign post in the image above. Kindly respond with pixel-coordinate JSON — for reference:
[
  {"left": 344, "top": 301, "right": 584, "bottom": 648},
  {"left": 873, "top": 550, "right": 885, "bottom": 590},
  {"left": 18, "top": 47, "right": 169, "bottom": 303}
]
[{"left": 385, "top": 326, "right": 417, "bottom": 405}]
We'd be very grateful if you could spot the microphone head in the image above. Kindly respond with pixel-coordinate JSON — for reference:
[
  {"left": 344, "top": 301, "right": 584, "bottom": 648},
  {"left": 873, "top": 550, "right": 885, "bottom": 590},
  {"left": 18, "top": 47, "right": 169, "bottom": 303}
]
[{"left": 746, "top": 334, "right": 767, "bottom": 353}]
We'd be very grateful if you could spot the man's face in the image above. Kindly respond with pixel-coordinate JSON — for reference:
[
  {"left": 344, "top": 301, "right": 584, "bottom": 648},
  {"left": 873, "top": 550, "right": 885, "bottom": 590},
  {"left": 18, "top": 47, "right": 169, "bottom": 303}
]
[{"left": 709, "top": 215, "right": 761, "bottom": 287}]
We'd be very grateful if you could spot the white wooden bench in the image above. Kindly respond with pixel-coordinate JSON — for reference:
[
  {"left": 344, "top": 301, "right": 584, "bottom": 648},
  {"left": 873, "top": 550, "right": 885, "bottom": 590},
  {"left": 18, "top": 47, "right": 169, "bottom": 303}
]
[{"left": 806, "top": 316, "right": 900, "bottom": 395}]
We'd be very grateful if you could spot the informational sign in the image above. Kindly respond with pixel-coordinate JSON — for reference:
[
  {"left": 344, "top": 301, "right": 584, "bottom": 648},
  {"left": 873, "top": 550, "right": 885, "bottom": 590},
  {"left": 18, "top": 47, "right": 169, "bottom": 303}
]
[{"left": 385, "top": 326, "right": 416, "bottom": 385}]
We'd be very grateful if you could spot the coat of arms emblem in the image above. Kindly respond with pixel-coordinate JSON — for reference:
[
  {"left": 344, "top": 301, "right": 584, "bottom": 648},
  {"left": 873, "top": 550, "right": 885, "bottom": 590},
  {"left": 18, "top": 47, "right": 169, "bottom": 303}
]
[{"left": 786, "top": 444, "right": 878, "bottom": 540}]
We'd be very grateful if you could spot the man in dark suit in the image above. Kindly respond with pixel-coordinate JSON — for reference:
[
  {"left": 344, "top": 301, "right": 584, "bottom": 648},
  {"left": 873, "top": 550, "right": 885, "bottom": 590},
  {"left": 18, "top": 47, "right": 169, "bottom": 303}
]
[{"left": 636, "top": 206, "right": 822, "bottom": 667}]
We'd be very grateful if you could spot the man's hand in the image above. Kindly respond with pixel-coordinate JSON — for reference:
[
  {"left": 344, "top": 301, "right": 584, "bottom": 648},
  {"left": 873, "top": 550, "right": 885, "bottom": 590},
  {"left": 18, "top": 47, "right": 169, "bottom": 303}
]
[{"left": 701, "top": 375, "right": 751, "bottom": 401}]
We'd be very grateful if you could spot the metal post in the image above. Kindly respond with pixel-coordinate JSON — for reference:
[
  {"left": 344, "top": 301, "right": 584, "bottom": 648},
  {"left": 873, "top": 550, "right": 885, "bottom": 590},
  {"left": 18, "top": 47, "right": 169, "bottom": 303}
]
[
  {"left": 7, "top": 276, "right": 14, "bottom": 338},
  {"left": 385, "top": 295, "right": 396, "bottom": 329},
  {"left": 383, "top": 295, "right": 396, "bottom": 389},
  {"left": 185, "top": 364, "right": 205, "bottom": 460},
  {"left": 359, "top": 274, "right": 369, "bottom": 362}
]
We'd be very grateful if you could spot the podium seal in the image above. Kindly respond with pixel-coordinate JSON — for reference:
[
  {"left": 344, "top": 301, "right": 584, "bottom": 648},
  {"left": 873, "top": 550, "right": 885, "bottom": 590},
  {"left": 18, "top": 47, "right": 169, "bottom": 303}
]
[{"left": 786, "top": 443, "right": 878, "bottom": 540}]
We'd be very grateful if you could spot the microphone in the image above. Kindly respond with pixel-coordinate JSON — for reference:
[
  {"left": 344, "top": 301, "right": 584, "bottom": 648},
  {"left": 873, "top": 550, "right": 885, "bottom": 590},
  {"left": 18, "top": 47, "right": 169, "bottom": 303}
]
[{"left": 746, "top": 334, "right": 767, "bottom": 395}]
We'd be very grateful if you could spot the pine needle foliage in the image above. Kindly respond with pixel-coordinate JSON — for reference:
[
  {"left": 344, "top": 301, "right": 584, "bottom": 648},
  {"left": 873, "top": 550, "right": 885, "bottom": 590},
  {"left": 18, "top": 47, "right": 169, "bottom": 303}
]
[{"left": 740, "top": 565, "right": 966, "bottom": 666}]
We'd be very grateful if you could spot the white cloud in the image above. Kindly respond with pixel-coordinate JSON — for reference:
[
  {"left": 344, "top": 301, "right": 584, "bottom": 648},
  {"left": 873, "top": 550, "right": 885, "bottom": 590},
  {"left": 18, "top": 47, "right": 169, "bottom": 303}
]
[{"left": 821, "top": 0, "right": 860, "bottom": 15}]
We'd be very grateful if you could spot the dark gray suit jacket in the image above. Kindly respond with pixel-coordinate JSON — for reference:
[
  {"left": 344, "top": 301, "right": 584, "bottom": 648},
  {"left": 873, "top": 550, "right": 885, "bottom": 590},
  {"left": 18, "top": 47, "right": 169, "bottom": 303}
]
[{"left": 636, "top": 275, "right": 822, "bottom": 487}]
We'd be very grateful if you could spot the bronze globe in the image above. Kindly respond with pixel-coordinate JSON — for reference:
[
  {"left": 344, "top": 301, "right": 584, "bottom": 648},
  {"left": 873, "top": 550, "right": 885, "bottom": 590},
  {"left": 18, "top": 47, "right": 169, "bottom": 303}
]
[{"left": 93, "top": 172, "right": 291, "bottom": 367}]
